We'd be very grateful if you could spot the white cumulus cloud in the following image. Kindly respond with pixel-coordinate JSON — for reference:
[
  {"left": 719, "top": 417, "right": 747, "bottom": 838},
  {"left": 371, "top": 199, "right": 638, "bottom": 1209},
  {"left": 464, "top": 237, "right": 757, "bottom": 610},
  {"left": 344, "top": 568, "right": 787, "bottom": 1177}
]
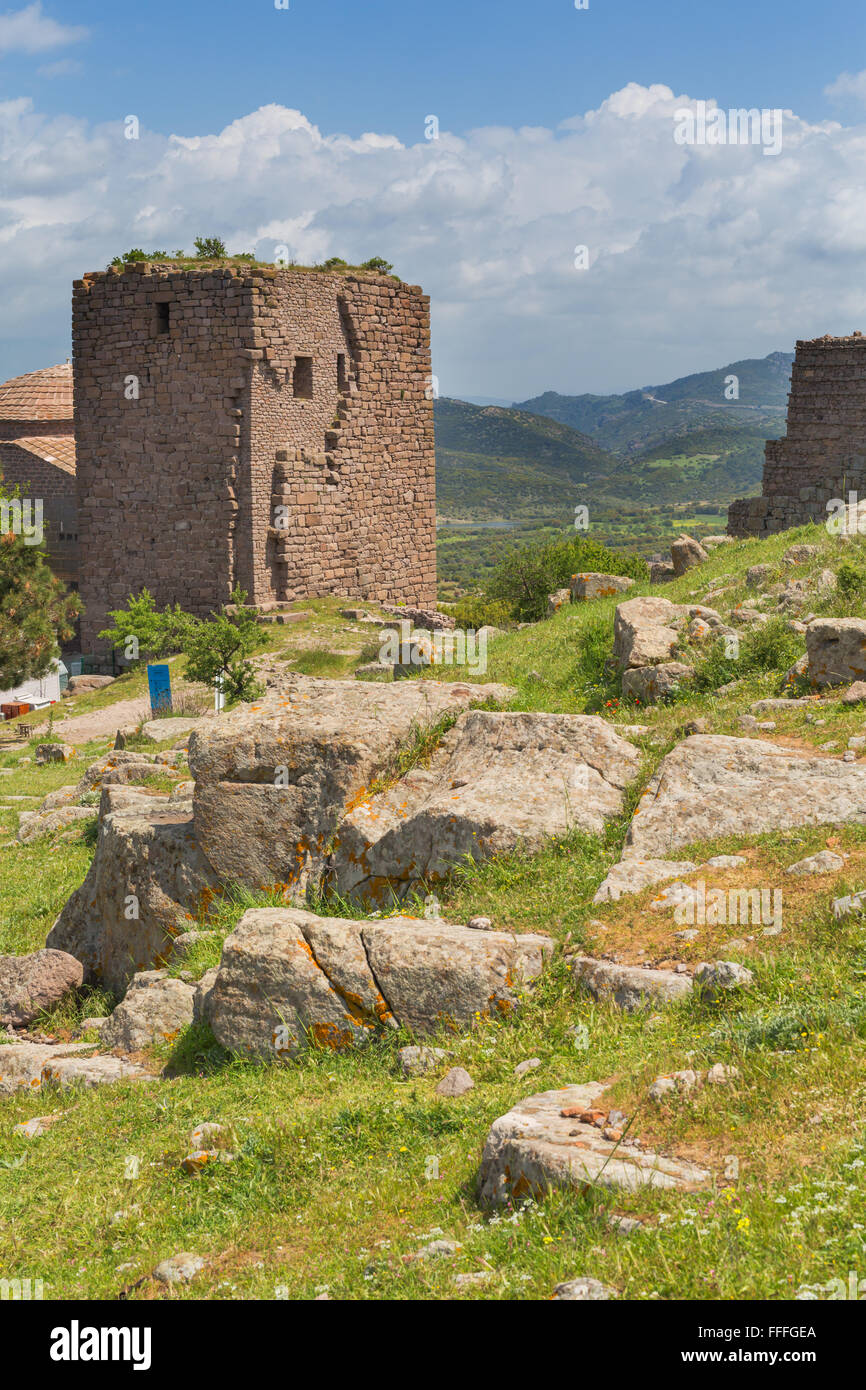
[
  {"left": 2, "top": 85, "right": 866, "bottom": 396},
  {"left": 0, "top": 3, "right": 87, "bottom": 56}
]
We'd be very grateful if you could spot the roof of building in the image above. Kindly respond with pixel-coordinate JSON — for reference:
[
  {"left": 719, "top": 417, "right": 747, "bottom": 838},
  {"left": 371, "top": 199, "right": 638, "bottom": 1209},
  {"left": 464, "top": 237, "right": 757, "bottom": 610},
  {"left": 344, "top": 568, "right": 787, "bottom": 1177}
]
[
  {"left": 0, "top": 363, "right": 73, "bottom": 421},
  {"left": 7, "top": 435, "right": 76, "bottom": 475}
]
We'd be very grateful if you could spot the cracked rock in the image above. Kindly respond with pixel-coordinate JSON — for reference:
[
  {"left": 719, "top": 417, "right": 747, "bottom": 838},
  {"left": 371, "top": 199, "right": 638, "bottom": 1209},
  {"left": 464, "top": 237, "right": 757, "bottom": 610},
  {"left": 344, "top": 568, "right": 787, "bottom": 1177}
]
[{"left": 478, "top": 1084, "right": 709, "bottom": 1203}]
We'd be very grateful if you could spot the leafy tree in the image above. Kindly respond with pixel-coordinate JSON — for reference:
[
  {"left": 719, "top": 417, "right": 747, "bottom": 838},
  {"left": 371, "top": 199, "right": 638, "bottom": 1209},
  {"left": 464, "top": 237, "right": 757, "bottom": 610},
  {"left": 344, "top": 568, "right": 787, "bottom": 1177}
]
[
  {"left": 99, "top": 586, "right": 264, "bottom": 705},
  {"left": 194, "top": 236, "right": 227, "bottom": 259},
  {"left": 0, "top": 490, "right": 80, "bottom": 688},
  {"left": 99, "top": 588, "right": 194, "bottom": 662},
  {"left": 361, "top": 256, "right": 393, "bottom": 274},
  {"left": 182, "top": 588, "right": 263, "bottom": 703},
  {"left": 321, "top": 257, "right": 348, "bottom": 270}
]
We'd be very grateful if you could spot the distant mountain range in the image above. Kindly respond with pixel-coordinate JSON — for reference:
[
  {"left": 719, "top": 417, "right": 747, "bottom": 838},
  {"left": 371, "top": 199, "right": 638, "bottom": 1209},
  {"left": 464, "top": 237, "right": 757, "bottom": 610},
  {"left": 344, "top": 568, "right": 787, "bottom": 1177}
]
[
  {"left": 435, "top": 351, "right": 793, "bottom": 522},
  {"left": 515, "top": 351, "right": 793, "bottom": 455}
]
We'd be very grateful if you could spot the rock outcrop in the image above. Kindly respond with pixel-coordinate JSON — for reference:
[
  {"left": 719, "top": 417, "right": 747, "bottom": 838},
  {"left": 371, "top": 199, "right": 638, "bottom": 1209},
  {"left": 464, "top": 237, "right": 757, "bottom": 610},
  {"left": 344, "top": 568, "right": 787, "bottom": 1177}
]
[
  {"left": 204, "top": 907, "right": 553, "bottom": 1058},
  {"left": 0, "top": 949, "right": 83, "bottom": 1026},
  {"left": 328, "top": 711, "right": 642, "bottom": 905},
  {"left": 47, "top": 788, "right": 219, "bottom": 993},
  {"left": 806, "top": 618, "right": 866, "bottom": 687},
  {"left": 478, "top": 1084, "right": 710, "bottom": 1204},
  {"left": 188, "top": 677, "right": 514, "bottom": 895},
  {"left": 623, "top": 734, "right": 866, "bottom": 861}
]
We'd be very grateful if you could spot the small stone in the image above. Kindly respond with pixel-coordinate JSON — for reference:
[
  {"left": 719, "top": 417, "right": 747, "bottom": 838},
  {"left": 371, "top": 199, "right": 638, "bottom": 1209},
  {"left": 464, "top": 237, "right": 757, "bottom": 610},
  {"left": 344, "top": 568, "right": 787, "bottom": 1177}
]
[
  {"left": 415, "top": 1239, "right": 461, "bottom": 1260},
  {"left": 648, "top": 1076, "right": 676, "bottom": 1102},
  {"left": 695, "top": 960, "right": 755, "bottom": 1000},
  {"left": 704, "top": 855, "right": 747, "bottom": 869},
  {"left": 466, "top": 915, "right": 494, "bottom": 931},
  {"left": 435, "top": 1067, "right": 474, "bottom": 1098},
  {"left": 786, "top": 851, "right": 845, "bottom": 876},
  {"left": 552, "top": 1276, "right": 616, "bottom": 1301},
  {"left": 843, "top": 751, "right": 857, "bottom": 763},
  {"left": 848, "top": 736, "right": 866, "bottom": 750},
  {"left": 607, "top": 1215, "right": 642, "bottom": 1235},
  {"left": 398, "top": 1045, "right": 448, "bottom": 1078},
  {"left": 761, "top": 925, "right": 783, "bottom": 937},
  {"left": 675, "top": 928, "right": 699, "bottom": 941},
  {"left": 843, "top": 682, "right": 866, "bottom": 705},
  {"left": 13, "top": 1113, "right": 61, "bottom": 1138},
  {"left": 180, "top": 1148, "right": 234, "bottom": 1174},
  {"left": 455, "top": 1271, "right": 491, "bottom": 1287},
  {"left": 757, "top": 721, "right": 776, "bottom": 732},
  {"left": 190, "top": 1121, "right": 227, "bottom": 1149},
  {"left": 153, "top": 1252, "right": 205, "bottom": 1284},
  {"left": 706, "top": 1063, "right": 739, "bottom": 1085},
  {"left": 602, "top": 1126, "right": 622, "bottom": 1141},
  {"left": 513, "top": 1057, "right": 542, "bottom": 1077}
]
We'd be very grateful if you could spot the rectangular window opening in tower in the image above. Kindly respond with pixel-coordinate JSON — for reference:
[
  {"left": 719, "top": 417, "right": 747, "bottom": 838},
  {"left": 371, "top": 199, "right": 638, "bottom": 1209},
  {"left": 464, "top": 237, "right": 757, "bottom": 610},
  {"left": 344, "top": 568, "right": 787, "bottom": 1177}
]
[{"left": 293, "top": 356, "right": 314, "bottom": 399}]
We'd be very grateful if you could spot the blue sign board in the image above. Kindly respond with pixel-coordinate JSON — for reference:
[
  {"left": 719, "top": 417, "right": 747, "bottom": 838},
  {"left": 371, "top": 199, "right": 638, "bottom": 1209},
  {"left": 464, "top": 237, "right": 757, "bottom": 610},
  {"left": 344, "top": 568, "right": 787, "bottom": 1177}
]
[{"left": 147, "top": 664, "right": 172, "bottom": 716}]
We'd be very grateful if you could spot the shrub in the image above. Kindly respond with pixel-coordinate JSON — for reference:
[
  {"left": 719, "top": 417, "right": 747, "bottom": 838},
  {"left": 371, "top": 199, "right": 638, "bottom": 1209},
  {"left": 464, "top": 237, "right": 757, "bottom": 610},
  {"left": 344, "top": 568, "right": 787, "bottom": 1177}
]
[{"left": 485, "top": 533, "right": 648, "bottom": 622}]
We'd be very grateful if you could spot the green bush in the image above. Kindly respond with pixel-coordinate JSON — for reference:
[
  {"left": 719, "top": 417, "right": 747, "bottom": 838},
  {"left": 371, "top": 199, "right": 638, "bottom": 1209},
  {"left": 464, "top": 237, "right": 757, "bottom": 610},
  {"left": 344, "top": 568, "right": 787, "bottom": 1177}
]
[
  {"left": 448, "top": 594, "right": 513, "bottom": 630},
  {"left": 837, "top": 562, "right": 866, "bottom": 600},
  {"left": 485, "top": 532, "right": 648, "bottom": 622}
]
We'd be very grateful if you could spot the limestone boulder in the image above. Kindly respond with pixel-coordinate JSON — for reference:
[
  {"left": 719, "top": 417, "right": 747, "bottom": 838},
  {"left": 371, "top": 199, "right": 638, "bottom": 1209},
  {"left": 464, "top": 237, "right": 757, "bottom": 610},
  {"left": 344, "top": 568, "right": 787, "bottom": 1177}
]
[
  {"left": 613, "top": 597, "right": 683, "bottom": 669},
  {"left": 328, "top": 711, "right": 642, "bottom": 905},
  {"left": 0, "top": 1042, "right": 97, "bottom": 1097},
  {"left": 204, "top": 907, "right": 552, "bottom": 1058},
  {"left": 650, "top": 561, "right": 675, "bottom": 583},
  {"left": 621, "top": 734, "right": 866, "bottom": 861},
  {"left": 670, "top": 535, "right": 709, "bottom": 575},
  {"left": 571, "top": 956, "right": 693, "bottom": 1011},
  {"left": 806, "top": 619, "right": 866, "bottom": 686},
  {"left": 621, "top": 661, "right": 694, "bottom": 705},
  {"left": 593, "top": 857, "right": 698, "bottom": 903},
  {"left": 16, "top": 805, "right": 95, "bottom": 844},
  {"left": 47, "top": 788, "right": 219, "bottom": 993},
  {"left": 34, "top": 743, "right": 75, "bottom": 765},
  {"left": 360, "top": 918, "right": 552, "bottom": 1036},
  {"left": 188, "top": 677, "right": 514, "bottom": 896},
  {"left": 204, "top": 908, "right": 391, "bottom": 1059},
  {"left": 0, "top": 949, "right": 83, "bottom": 1026},
  {"left": 570, "top": 573, "right": 634, "bottom": 601},
  {"left": 100, "top": 971, "right": 197, "bottom": 1051},
  {"left": 547, "top": 588, "right": 571, "bottom": 616},
  {"left": 477, "top": 1084, "right": 710, "bottom": 1205},
  {"left": 40, "top": 1054, "right": 155, "bottom": 1090}
]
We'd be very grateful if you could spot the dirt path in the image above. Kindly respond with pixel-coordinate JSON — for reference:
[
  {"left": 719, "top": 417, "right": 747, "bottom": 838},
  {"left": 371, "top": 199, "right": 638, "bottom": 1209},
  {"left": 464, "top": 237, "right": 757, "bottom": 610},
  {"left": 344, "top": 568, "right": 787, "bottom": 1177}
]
[{"left": 32, "top": 696, "right": 153, "bottom": 745}]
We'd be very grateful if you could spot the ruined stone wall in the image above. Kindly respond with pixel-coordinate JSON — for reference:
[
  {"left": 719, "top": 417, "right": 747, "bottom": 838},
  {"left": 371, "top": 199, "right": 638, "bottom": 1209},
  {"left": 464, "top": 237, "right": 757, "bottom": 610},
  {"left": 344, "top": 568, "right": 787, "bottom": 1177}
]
[
  {"left": 74, "top": 262, "right": 436, "bottom": 650},
  {"left": 246, "top": 271, "right": 436, "bottom": 608},
  {"left": 74, "top": 265, "right": 248, "bottom": 649},
  {"left": 728, "top": 334, "right": 866, "bottom": 537}
]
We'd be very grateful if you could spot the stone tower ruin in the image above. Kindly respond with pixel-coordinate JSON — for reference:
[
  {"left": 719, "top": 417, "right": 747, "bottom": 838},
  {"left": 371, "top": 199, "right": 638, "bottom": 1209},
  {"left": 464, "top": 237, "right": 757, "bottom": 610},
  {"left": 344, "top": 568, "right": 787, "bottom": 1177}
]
[
  {"left": 728, "top": 333, "right": 866, "bottom": 537},
  {"left": 73, "top": 262, "right": 436, "bottom": 649}
]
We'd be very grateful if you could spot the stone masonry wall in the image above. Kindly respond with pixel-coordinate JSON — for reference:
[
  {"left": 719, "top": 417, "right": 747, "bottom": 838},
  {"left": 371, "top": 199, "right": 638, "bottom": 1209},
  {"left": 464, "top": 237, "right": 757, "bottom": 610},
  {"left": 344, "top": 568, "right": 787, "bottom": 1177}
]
[
  {"left": 73, "top": 263, "right": 436, "bottom": 650},
  {"left": 728, "top": 333, "right": 866, "bottom": 537}
]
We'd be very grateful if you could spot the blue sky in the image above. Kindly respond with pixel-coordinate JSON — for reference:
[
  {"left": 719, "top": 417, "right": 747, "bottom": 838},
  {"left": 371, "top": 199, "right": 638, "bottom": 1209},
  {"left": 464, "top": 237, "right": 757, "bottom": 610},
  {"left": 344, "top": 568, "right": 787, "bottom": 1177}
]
[
  {"left": 9, "top": 0, "right": 865, "bottom": 139},
  {"left": 2, "top": 0, "right": 866, "bottom": 395}
]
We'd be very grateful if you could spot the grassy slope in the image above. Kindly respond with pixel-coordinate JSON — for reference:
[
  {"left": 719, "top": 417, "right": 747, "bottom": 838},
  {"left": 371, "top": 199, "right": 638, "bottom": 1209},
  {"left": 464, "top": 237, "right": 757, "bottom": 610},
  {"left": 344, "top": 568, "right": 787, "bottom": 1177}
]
[{"left": 2, "top": 530, "right": 866, "bottom": 1300}]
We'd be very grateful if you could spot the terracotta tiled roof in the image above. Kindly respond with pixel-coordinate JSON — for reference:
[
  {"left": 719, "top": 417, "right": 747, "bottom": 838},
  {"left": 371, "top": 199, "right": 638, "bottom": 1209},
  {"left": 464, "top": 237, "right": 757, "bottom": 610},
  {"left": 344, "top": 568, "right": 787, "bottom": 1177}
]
[
  {"left": 0, "top": 363, "right": 73, "bottom": 421},
  {"left": 8, "top": 435, "right": 76, "bottom": 475}
]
